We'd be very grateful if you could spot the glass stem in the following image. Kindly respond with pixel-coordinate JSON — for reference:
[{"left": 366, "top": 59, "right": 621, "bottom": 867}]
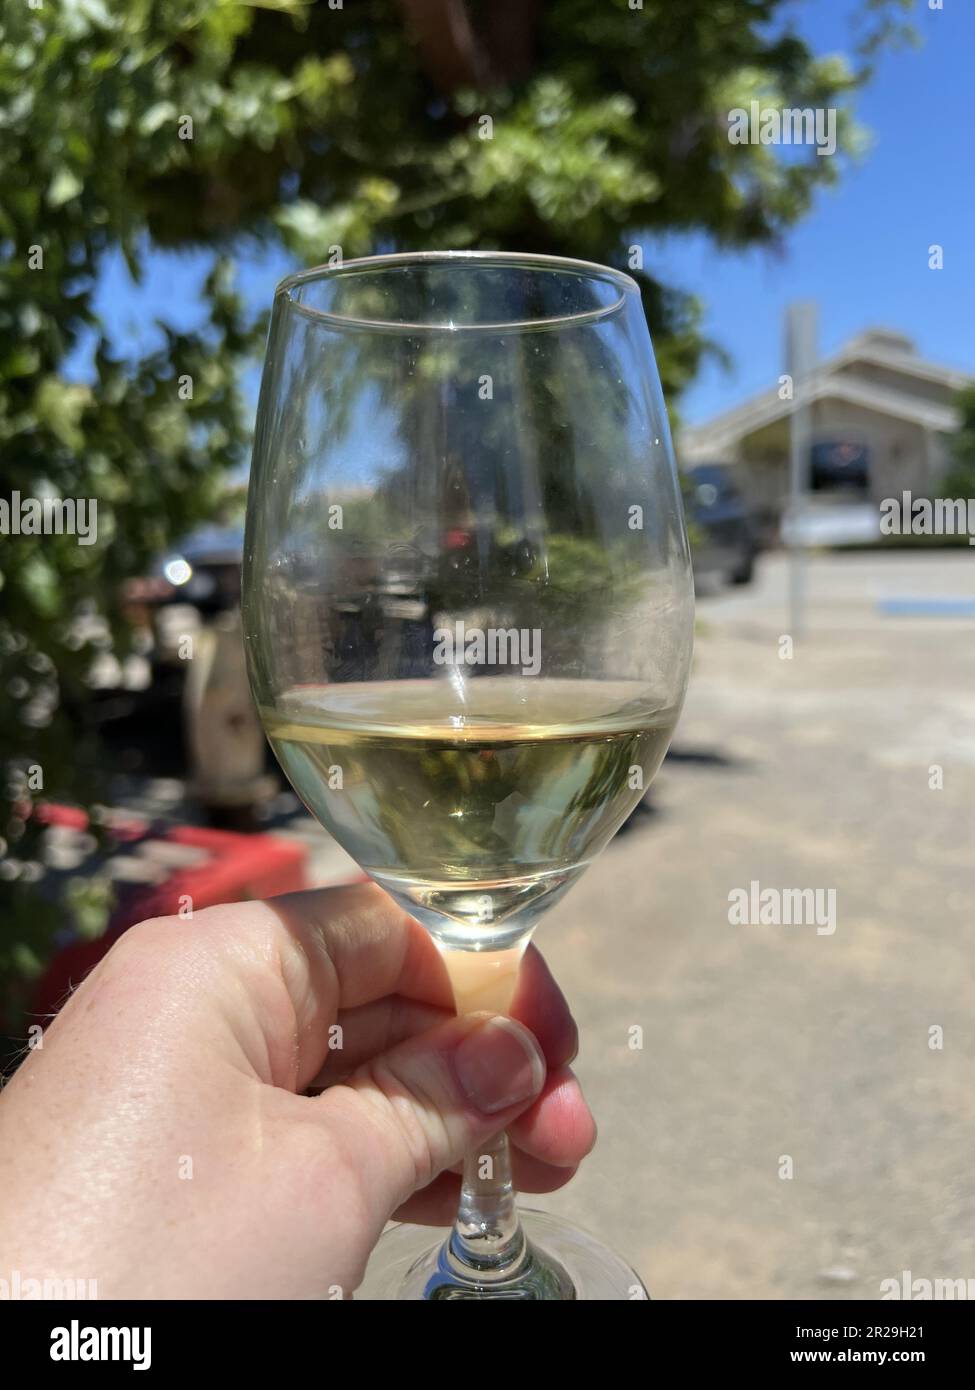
[
  {"left": 446, "top": 1132, "right": 527, "bottom": 1280},
  {"left": 437, "top": 940, "right": 532, "bottom": 1284}
]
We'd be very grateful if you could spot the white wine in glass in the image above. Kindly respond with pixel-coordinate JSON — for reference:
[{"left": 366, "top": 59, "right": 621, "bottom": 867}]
[
  {"left": 243, "top": 251, "right": 694, "bottom": 1299},
  {"left": 263, "top": 678, "right": 678, "bottom": 951}
]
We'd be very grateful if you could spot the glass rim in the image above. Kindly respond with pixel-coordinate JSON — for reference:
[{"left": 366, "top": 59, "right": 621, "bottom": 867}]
[{"left": 275, "top": 250, "right": 639, "bottom": 334}]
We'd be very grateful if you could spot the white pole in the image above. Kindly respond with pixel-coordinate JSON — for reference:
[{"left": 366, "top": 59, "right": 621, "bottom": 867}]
[{"left": 786, "top": 302, "right": 818, "bottom": 641}]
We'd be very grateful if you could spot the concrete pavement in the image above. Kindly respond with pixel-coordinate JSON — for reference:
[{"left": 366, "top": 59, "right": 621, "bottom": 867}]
[{"left": 527, "top": 551, "right": 975, "bottom": 1298}]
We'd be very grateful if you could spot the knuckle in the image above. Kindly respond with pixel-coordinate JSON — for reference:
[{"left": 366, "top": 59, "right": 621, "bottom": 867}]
[
  {"left": 103, "top": 914, "right": 197, "bottom": 972},
  {"left": 353, "top": 1053, "right": 454, "bottom": 1194}
]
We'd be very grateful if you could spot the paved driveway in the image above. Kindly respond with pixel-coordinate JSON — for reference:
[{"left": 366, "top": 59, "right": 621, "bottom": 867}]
[{"left": 529, "top": 551, "right": 975, "bottom": 1298}]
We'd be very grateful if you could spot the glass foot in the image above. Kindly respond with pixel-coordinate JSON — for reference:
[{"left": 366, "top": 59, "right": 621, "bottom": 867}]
[{"left": 356, "top": 1209, "right": 649, "bottom": 1301}]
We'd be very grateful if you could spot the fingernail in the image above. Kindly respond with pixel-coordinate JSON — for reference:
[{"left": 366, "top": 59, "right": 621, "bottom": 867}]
[{"left": 453, "top": 1016, "right": 545, "bottom": 1115}]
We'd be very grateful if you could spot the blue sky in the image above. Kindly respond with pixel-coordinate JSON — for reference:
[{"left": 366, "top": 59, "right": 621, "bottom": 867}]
[
  {"left": 80, "top": 0, "right": 974, "bottom": 431},
  {"left": 667, "top": 0, "right": 975, "bottom": 424}
]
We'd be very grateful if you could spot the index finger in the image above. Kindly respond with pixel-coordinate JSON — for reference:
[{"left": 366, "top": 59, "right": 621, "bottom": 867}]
[
  {"left": 268, "top": 881, "right": 454, "bottom": 1015},
  {"left": 268, "top": 883, "right": 577, "bottom": 1063}
]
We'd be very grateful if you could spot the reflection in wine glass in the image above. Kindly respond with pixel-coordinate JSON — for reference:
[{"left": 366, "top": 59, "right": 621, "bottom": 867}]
[{"left": 244, "top": 252, "right": 694, "bottom": 1299}]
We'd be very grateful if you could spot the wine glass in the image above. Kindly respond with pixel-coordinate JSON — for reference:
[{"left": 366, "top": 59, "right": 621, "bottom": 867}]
[{"left": 242, "top": 251, "right": 694, "bottom": 1300}]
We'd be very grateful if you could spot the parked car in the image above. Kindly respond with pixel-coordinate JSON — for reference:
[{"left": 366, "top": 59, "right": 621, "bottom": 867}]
[
  {"left": 779, "top": 441, "right": 879, "bottom": 548},
  {"left": 685, "top": 462, "right": 760, "bottom": 586},
  {"left": 780, "top": 500, "right": 880, "bottom": 548}
]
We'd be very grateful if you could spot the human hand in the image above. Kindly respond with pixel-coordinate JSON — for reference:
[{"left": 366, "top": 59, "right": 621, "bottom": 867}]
[{"left": 0, "top": 883, "right": 595, "bottom": 1298}]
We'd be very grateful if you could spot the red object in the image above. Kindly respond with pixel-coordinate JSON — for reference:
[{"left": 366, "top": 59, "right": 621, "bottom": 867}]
[
  {"left": 33, "top": 802, "right": 148, "bottom": 841},
  {"left": 31, "top": 822, "right": 309, "bottom": 1021},
  {"left": 444, "top": 527, "right": 473, "bottom": 549}
]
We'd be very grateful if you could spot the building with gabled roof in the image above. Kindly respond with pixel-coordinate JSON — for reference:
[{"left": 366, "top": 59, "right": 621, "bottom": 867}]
[{"left": 679, "top": 329, "right": 972, "bottom": 522}]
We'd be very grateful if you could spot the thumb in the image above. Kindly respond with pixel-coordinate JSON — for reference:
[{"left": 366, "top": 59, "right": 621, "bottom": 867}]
[{"left": 317, "top": 1012, "right": 545, "bottom": 1228}]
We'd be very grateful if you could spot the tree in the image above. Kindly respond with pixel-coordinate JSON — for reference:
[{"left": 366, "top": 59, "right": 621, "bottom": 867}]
[
  {"left": 0, "top": 0, "right": 913, "bottom": 1035},
  {"left": 942, "top": 384, "right": 975, "bottom": 500}
]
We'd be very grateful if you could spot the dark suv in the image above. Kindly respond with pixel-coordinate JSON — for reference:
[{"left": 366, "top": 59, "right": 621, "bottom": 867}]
[{"left": 686, "top": 462, "right": 759, "bottom": 587}]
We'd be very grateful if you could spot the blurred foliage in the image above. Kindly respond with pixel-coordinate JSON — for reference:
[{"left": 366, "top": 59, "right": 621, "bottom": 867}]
[
  {"left": 942, "top": 385, "right": 975, "bottom": 500},
  {"left": 0, "top": 0, "right": 912, "bottom": 1037}
]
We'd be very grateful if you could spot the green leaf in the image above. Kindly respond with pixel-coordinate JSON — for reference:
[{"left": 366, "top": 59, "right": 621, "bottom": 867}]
[
  {"left": 47, "top": 167, "right": 84, "bottom": 208},
  {"left": 138, "top": 101, "right": 178, "bottom": 136}
]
